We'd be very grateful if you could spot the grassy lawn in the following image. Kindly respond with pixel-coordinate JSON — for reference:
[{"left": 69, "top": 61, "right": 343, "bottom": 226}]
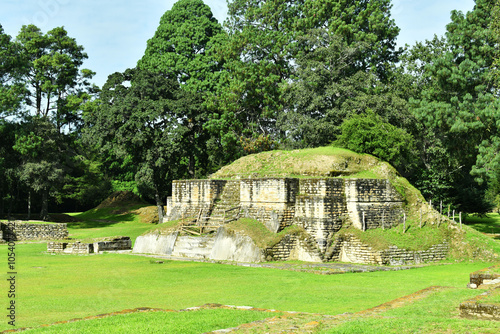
[
  {"left": 21, "top": 308, "right": 281, "bottom": 334},
  {"left": 321, "top": 288, "right": 500, "bottom": 334},
  {"left": 0, "top": 241, "right": 495, "bottom": 331},
  {"left": 465, "top": 213, "right": 500, "bottom": 234},
  {"left": 1, "top": 208, "right": 499, "bottom": 332}
]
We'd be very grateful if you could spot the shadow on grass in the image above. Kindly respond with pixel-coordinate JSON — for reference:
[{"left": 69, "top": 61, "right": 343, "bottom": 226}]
[
  {"left": 463, "top": 213, "right": 500, "bottom": 234},
  {"left": 67, "top": 211, "right": 139, "bottom": 230},
  {"left": 67, "top": 220, "right": 121, "bottom": 230}
]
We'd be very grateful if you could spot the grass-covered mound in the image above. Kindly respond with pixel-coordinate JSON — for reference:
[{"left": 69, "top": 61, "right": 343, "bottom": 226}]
[
  {"left": 207, "top": 146, "right": 500, "bottom": 262},
  {"left": 210, "top": 146, "right": 425, "bottom": 220},
  {"left": 211, "top": 146, "right": 388, "bottom": 179},
  {"left": 65, "top": 191, "right": 160, "bottom": 241}
]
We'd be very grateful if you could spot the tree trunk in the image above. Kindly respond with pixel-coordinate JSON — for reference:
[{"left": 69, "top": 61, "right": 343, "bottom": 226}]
[
  {"left": 40, "top": 187, "right": 49, "bottom": 221},
  {"left": 7, "top": 181, "right": 19, "bottom": 220},
  {"left": 189, "top": 153, "right": 195, "bottom": 179},
  {"left": 188, "top": 130, "right": 195, "bottom": 178},
  {"left": 27, "top": 189, "right": 31, "bottom": 220},
  {"left": 36, "top": 82, "right": 42, "bottom": 116},
  {"left": 155, "top": 191, "right": 165, "bottom": 224}
]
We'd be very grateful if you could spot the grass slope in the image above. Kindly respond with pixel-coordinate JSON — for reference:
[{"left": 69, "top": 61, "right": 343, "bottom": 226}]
[{"left": 63, "top": 191, "right": 160, "bottom": 242}]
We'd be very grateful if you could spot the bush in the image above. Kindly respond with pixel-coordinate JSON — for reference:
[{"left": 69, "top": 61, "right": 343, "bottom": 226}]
[{"left": 336, "top": 110, "right": 416, "bottom": 172}]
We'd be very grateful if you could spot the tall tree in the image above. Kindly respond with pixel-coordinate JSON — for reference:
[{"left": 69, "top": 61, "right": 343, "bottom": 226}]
[
  {"left": 138, "top": 0, "right": 223, "bottom": 177},
  {"left": 15, "top": 25, "right": 95, "bottom": 131},
  {"left": 209, "top": 0, "right": 401, "bottom": 155},
  {"left": 13, "top": 117, "right": 66, "bottom": 220},
  {"left": 278, "top": 29, "right": 409, "bottom": 149},
  {"left": 207, "top": 0, "right": 302, "bottom": 157},
  {"left": 300, "top": 0, "right": 400, "bottom": 80},
  {"left": 0, "top": 24, "right": 25, "bottom": 119},
  {"left": 1, "top": 25, "right": 97, "bottom": 217},
  {"left": 83, "top": 69, "right": 185, "bottom": 223},
  {"left": 410, "top": 0, "right": 499, "bottom": 211}
]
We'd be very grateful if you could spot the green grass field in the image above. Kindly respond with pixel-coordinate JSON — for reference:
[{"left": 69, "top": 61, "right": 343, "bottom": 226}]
[
  {"left": 465, "top": 213, "right": 500, "bottom": 234},
  {"left": 1, "top": 206, "right": 499, "bottom": 333},
  {"left": 0, "top": 241, "right": 496, "bottom": 332},
  {"left": 65, "top": 208, "right": 157, "bottom": 242},
  {"left": 21, "top": 308, "right": 282, "bottom": 334}
]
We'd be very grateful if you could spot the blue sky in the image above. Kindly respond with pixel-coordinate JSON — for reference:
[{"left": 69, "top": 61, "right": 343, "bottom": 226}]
[{"left": 0, "top": 0, "right": 475, "bottom": 87}]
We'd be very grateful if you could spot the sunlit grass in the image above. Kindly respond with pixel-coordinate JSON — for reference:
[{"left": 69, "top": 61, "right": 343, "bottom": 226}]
[
  {"left": 465, "top": 213, "right": 500, "bottom": 234},
  {"left": 0, "top": 242, "right": 493, "bottom": 331},
  {"left": 22, "top": 308, "right": 280, "bottom": 334}
]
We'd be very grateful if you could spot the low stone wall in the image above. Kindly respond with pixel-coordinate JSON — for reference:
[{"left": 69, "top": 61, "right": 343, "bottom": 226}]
[
  {"left": 470, "top": 265, "right": 500, "bottom": 286},
  {"left": 335, "top": 234, "right": 448, "bottom": 265},
  {"left": 47, "top": 241, "right": 92, "bottom": 254},
  {"left": 93, "top": 237, "right": 132, "bottom": 253},
  {"left": 1, "top": 221, "right": 68, "bottom": 241},
  {"left": 48, "top": 237, "right": 131, "bottom": 254},
  {"left": 460, "top": 287, "right": 500, "bottom": 320},
  {"left": 460, "top": 302, "right": 500, "bottom": 320}
]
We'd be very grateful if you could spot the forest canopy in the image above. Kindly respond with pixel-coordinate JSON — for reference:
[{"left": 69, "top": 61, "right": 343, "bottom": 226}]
[{"left": 1, "top": 0, "right": 499, "bottom": 221}]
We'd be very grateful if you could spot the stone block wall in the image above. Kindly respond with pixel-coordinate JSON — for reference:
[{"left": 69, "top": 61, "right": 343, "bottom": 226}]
[
  {"left": 167, "top": 180, "right": 227, "bottom": 220},
  {"left": 1, "top": 221, "right": 68, "bottom": 241},
  {"left": 47, "top": 242, "right": 67, "bottom": 252},
  {"left": 93, "top": 237, "right": 132, "bottom": 253},
  {"left": 239, "top": 178, "right": 299, "bottom": 232},
  {"left": 240, "top": 178, "right": 299, "bottom": 209},
  {"left": 345, "top": 179, "right": 404, "bottom": 230},
  {"left": 379, "top": 243, "right": 449, "bottom": 265},
  {"left": 460, "top": 287, "right": 500, "bottom": 320},
  {"left": 47, "top": 241, "right": 93, "bottom": 254},
  {"left": 335, "top": 234, "right": 449, "bottom": 265},
  {"left": 469, "top": 266, "right": 500, "bottom": 286},
  {"left": 460, "top": 301, "right": 500, "bottom": 320},
  {"left": 293, "top": 179, "right": 345, "bottom": 252},
  {"left": 166, "top": 177, "right": 404, "bottom": 236}
]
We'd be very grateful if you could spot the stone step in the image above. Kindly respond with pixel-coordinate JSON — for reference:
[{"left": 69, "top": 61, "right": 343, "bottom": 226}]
[{"left": 171, "top": 236, "right": 216, "bottom": 259}]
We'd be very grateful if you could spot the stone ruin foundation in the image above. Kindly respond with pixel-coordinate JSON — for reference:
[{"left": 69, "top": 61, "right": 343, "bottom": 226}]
[
  {"left": 1, "top": 221, "right": 68, "bottom": 241},
  {"left": 134, "top": 177, "right": 450, "bottom": 264},
  {"left": 48, "top": 236, "right": 132, "bottom": 254}
]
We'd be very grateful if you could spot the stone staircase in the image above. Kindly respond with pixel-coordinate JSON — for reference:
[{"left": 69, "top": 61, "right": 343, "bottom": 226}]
[
  {"left": 170, "top": 235, "right": 216, "bottom": 259},
  {"left": 323, "top": 235, "right": 344, "bottom": 262},
  {"left": 206, "top": 181, "right": 241, "bottom": 225}
]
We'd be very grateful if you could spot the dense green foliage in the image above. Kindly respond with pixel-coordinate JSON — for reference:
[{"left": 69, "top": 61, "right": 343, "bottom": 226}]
[
  {"left": 83, "top": 69, "right": 187, "bottom": 222},
  {"left": 1, "top": 0, "right": 500, "bottom": 217},
  {"left": 336, "top": 111, "right": 415, "bottom": 172},
  {"left": 0, "top": 24, "right": 98, "bottom": 218},
  {"left": 408, "top": 0, "right": 498, "bottom": 213}
]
